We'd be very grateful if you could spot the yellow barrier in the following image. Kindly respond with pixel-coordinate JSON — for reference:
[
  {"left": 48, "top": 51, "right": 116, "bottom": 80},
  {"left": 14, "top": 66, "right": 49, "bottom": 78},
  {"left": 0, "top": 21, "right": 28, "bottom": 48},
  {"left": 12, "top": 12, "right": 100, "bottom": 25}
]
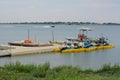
[
  {"left": 62, "top": 49, "right": 74, "bottom": 53},
  {"left": 96, "top": 46, "right": 104, "bottom": 50},
  {"left": 96, "top": 45, "right": 115, "bottom": 50},
  {"left": 72, "top": 48, "right": 85, "bottom": 53},
  {"left": 53, "top": 45, "right": 115, "bottom": 53},
  {"left": 103, "top": 45, "right": 115, "bottom": 49},
  {"left": 85, "top": 47, "right": 96, "bottom": 52},
  {"left": 53, "top": 48, "right": 61, "bottom": 53}
]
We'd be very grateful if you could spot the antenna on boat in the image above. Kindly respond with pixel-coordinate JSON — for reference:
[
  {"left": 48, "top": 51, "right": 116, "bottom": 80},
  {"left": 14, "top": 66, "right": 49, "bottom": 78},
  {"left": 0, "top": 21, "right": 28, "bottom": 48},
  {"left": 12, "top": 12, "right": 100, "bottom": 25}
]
[
  {"left": 24, "top": 29, "right": 32, "bottom": 43},
  {"left": 28, "top": 29, "right": 30, "bottom": 39},
  {"left": 34, "top": 34, "right": 37, "bottom": 43}
]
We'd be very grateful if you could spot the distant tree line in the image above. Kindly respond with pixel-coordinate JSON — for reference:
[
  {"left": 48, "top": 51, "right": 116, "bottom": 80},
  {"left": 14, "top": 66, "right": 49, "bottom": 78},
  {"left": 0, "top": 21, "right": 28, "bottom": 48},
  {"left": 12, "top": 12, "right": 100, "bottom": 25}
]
[{"left": 0, "top": 22, "right": 120, "bottom": 25}]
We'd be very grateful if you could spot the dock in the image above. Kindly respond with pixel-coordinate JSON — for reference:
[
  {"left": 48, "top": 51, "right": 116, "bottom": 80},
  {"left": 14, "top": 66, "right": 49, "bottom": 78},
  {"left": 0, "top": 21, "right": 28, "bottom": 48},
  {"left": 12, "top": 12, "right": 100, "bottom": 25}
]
[
  {"left": 0, "top": 43, "right": 64, "bottom": 57},
  {"left": 0, "top": 50, "right": 11, "bottom": 57}
]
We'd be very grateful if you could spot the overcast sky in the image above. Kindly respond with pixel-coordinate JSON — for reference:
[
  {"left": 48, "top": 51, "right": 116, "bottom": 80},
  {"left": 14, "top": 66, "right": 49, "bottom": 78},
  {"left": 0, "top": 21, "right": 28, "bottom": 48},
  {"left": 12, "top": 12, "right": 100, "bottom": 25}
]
[{"left": 0, "top": 0, "right": 120, "bottom": 23}]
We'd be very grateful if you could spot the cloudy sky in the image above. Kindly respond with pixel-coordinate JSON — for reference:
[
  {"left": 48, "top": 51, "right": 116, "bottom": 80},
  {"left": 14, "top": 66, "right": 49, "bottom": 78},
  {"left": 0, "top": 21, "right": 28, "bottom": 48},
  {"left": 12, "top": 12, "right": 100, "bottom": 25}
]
[{"left": 0, "top": 0, "right": 120, "bottom": 23}]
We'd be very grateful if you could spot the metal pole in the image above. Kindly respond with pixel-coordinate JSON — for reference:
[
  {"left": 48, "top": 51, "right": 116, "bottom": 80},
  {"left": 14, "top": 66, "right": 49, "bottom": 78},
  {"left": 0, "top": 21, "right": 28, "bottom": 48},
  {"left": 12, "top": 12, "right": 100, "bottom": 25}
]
[
  {"left": 51, "top": 26, "right": 55, "bottom": 42},
  {"left": 52, "top": 30, "right": 54, "bottom": 41},
  {"left": 28, "top": 29, "right": 30, "bottom": 39}
]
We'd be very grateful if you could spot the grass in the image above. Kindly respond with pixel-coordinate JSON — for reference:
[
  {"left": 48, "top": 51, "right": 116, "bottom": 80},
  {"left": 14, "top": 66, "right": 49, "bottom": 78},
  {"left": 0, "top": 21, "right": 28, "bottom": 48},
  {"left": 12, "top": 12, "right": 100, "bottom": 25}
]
[{"left": 0, "top": 62, "right": 120, "bottom": 80}]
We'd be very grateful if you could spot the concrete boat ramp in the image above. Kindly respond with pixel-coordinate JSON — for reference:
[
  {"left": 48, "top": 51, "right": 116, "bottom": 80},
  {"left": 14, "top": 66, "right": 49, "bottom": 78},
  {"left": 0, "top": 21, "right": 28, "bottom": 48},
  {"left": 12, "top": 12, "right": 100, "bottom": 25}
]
[{"left": 0, "top": 44, "right": 63, "bottom": 57}]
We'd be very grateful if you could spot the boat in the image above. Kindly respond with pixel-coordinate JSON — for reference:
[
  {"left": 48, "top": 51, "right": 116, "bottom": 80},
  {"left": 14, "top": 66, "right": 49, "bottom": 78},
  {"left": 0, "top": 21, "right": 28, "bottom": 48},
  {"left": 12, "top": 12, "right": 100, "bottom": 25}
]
[
  {"left": 8, "top": 29, "right": 53, "bottom": 47},
  {"left": 8, "top": 41, "right": 53, "bottom": 47},
  {"left": 8, "top": 41, "right": 39, "bottom": 47},
  {"left": 54, "top": 28, "right": 115, "bottom": 53}
]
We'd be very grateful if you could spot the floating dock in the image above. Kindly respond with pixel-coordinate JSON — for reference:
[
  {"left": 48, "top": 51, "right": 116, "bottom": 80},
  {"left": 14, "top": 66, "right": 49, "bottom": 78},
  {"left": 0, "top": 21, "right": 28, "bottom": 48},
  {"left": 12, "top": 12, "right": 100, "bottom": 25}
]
[
  {"left": 0, "top": 51, "right": 11, "bottom": 57},
  {"left": 0, "top": 43, "right": 64, "bottom": 57},
  {"left": 54, "top": 45, "right": 115, "bottom": 53}
]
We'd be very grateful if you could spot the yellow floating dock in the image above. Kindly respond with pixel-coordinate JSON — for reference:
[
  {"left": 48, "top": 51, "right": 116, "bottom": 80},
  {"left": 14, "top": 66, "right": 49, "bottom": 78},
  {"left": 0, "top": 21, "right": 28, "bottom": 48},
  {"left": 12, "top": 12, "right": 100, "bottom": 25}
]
[{"left": 54, "top": 45, "right": 115, "bottom": 53}]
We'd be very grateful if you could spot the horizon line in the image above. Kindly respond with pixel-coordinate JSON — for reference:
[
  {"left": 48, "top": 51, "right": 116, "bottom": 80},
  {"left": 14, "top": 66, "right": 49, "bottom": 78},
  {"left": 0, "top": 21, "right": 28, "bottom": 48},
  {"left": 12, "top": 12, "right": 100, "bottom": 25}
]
[{"left": 0, "top": 21, "right": 120, "bottom": 25}]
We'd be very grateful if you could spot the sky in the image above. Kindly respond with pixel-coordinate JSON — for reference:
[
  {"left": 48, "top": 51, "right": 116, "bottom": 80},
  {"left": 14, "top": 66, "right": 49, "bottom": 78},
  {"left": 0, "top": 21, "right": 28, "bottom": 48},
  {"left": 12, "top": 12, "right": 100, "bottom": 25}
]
[{"left": 0, "top": 0, "right": 120, "bottom": 23}]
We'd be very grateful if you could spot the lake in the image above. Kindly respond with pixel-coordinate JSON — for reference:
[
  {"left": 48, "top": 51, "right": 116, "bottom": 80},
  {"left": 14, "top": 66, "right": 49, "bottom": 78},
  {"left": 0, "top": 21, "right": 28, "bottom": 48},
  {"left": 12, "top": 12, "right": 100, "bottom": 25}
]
[{"left": 0, "top": 24, "right": 120, "bottom": 69}]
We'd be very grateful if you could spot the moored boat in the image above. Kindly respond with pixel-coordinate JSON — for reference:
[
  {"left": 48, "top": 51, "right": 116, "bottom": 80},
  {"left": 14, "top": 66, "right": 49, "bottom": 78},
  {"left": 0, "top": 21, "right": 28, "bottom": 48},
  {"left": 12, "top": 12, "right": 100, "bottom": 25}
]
[{"left": 53, "top": 28, "right": 115, "bottom": 53}]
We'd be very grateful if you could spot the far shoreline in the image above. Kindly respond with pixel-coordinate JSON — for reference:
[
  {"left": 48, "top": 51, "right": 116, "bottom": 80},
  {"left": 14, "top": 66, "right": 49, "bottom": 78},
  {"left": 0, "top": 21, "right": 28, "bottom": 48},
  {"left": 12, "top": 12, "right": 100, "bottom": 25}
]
[{"left": 0, "top": 22, "right": 120, "bottom": 25}]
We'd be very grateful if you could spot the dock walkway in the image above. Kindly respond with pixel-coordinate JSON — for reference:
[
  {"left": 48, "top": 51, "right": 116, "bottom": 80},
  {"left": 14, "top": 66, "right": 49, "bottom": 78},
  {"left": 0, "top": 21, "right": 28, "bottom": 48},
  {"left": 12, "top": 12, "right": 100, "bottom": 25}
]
[
  {"left": 0, "top": 50, "right": 11, "bottom": 57},
  {"left": 0, "top": 44, "right": 63, "bottom": 57}
]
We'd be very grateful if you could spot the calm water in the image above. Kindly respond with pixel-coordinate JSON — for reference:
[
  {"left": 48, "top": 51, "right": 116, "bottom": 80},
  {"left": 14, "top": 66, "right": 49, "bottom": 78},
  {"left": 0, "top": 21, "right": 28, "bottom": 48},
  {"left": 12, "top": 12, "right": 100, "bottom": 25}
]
[{"left": 0, "top": 24, "right": 120, "bottom": 69}]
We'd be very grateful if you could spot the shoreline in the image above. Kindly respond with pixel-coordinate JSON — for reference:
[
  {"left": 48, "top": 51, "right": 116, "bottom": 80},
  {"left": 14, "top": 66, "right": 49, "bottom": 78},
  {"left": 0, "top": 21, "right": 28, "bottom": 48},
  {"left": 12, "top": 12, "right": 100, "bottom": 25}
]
[
  {"left": 0, "top": 62, "right": 120, "bottom": 80},
  {"left": 0, "top": 22, "right": 120, "bottom": 25}
]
